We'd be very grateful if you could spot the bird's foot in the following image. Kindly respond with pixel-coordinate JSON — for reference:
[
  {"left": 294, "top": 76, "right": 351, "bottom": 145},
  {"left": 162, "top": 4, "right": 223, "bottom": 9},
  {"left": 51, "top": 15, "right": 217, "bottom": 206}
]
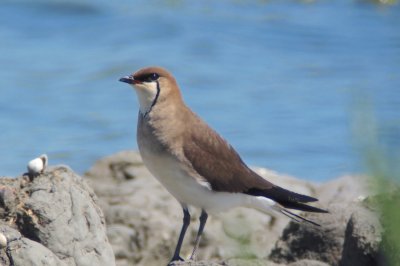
[{"left": 168, "top": 255, "right": 185, "bottom": 266}]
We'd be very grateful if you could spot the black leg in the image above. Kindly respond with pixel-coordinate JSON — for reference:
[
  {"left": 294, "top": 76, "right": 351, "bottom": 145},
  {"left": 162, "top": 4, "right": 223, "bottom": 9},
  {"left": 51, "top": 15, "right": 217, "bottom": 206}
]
[
  {"left": 169, "top": 207, "right": 190, "bottom": 265},
  {"left": 189, "top": 209, "right": 208, "bottom": 260}
]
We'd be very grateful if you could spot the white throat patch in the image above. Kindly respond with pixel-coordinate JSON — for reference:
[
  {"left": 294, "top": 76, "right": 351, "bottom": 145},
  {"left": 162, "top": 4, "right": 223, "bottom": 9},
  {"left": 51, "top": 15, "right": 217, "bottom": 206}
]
[{"left": 133, "top": 82, "right": 159, "bottom": 115}]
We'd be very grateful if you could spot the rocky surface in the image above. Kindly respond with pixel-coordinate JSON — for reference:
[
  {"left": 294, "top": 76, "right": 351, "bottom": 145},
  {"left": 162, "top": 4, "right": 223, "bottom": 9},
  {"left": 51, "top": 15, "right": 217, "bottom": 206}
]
[
  {"left": 84, "top": 151, "right": 320, "bottom": 266},
  {"left": 340, "top": 205, "right": 384, "bottom": 266},
  {"left": 84, "top": 151, "right": 384, "bottom": 266},
  {"left": 0, "top": 166, "right": 115, "bottom": 266},
  {"left": 269, "top": 176, "right": 386, "bottom": 266},
  {"left": 268, "top": 201, "right": 383, "bottom": 266},
  {"left": 0, "top": 151, "right": 386, "bottom": 266}
]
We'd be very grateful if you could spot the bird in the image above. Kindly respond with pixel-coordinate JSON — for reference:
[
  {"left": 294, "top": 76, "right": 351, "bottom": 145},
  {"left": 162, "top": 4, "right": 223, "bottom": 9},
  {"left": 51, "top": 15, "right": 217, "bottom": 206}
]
[{"left": 119, "top": 66, "right": 327, "bottom": 265}]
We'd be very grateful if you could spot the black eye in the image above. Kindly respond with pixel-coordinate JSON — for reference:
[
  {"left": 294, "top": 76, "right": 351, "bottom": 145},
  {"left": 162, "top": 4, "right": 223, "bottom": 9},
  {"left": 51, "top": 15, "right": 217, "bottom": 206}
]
[{"left": 148, "top": 73, "right": 159, "bottom": 81}]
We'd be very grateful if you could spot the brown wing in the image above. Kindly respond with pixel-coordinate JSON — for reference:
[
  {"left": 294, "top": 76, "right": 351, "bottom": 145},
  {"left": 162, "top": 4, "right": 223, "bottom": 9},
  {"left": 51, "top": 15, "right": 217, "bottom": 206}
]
[
  {"left": 182, "top": 113, "right": 322, "bottom": 207},
  {"left": 182, "top": 114, "right": 273, "bottom": 193}
]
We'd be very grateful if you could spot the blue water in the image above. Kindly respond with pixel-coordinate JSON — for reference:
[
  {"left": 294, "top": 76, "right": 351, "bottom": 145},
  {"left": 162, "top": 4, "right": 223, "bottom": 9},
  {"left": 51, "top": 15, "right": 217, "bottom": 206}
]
[{"left": 0, "top": 0, "right": 399, "bottom": 181}]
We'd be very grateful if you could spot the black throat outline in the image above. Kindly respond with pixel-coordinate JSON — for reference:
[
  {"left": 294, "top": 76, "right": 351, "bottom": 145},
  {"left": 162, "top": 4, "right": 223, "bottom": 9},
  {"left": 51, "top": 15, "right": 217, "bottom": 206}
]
[{"left": 143, "top": 80, "right": 160, "bottom": 118}]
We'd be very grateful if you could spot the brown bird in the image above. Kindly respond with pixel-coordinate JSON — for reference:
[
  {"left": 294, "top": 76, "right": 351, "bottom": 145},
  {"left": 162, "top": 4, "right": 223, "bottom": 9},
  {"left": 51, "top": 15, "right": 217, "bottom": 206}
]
[{"left": 119, "top": 66, "right": 327, "bottom": 265}]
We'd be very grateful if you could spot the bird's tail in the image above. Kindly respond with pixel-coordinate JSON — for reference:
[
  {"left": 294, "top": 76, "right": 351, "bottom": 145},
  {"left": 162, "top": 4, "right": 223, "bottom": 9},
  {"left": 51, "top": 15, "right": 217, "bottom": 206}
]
[
  {"left": 246, "top": 187, "right": 328, "bottom": 226},
  {"left": 279, "top": 208, "right": 322, "bottom": 227},
  {"left": 277, "top": 200, "right": 328, "bottom": 213}
]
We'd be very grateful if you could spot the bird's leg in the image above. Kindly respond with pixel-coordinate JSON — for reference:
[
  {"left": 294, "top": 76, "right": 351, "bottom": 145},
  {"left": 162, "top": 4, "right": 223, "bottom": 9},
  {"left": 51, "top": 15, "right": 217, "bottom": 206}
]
[
  {"left": 189, "top": 209, "right": 208, "bottom": 261},
  {"left": 169, "top": 207, "right": 190, "bottom": 265}
]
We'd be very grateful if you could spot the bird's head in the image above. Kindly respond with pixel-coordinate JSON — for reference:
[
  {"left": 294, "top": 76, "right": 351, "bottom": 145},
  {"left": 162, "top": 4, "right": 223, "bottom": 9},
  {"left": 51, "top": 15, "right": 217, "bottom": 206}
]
[{"left": 119, "top": 66, "right": 181, "bottom": 115}]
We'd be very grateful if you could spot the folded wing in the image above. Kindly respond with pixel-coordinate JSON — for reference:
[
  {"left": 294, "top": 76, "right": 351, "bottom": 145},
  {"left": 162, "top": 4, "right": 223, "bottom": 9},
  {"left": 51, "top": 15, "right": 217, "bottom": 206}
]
[{"left": 182, "top": 113, "right": 328, "bottom": 220}]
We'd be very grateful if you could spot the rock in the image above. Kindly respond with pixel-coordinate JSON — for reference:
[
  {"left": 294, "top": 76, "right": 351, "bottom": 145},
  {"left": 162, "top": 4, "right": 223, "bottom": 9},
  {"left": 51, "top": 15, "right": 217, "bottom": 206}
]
[
  {"left": 269, "top": 204, "right": 346, "bottom": 265},
  {"left": 1, "top": 150, "right": 384, "bottom": 266},
  {"left": 169, "top": 260, "right": 225, "bottom": 266},
  {"left": 0, "top": 232, "right": 7, "bottom": 248},
  {"left": 169, "top": 258, "right": 328, "bottom": 266},
  {"left": 0, "top": 166, "right": 115, "bottom": 266},
  {"left": 269, "top": 196, "right": 383, "bottom": 266},
  {"left": 0, "top": 224, "right": 65, "bottom": 266},
  {"left": 316, "top": 175, "right": 371, "bottom": 205},
  {"left": 170, "top": 258, "right": 282, "bottom": 266},
  {"left": 339, "top": 202, "right": 384, "bottom": 266},
  {"left": 288, "top": 259, "right": 330, "bottom": 266},
  {"left": 85, "top": 151, "right": 318, "bottom": 266},
  {"left": 9, "top": 237, "right": 67, "bottom": 266}
]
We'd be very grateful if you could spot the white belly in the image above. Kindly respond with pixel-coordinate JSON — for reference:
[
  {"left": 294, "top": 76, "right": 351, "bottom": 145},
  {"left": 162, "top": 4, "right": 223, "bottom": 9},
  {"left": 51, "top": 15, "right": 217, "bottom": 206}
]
[{"left": 139, "top": 149, "right": 251, "bottom": 213}]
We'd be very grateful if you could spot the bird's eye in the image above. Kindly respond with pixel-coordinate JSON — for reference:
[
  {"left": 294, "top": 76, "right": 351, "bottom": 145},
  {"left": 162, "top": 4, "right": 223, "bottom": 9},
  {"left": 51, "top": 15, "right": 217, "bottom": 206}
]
[{"left": 148, "top": 73, "right": 159, "bottom": 81}]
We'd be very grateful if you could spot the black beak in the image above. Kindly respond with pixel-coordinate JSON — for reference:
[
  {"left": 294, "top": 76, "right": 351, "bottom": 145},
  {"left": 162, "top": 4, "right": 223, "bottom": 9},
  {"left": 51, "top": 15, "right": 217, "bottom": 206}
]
[{"left": 119, "top": 75, "right": 135, "bottom": 84}]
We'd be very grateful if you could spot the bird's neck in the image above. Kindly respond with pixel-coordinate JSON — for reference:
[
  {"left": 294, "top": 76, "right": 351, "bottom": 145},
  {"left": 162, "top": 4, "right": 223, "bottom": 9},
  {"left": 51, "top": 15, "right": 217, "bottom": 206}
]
[
  {"left": 143, "top": 98, "right": 189, "bottom": 142},
  {"left": 135, "top": 84, "right": 160, "bottom": 116}
]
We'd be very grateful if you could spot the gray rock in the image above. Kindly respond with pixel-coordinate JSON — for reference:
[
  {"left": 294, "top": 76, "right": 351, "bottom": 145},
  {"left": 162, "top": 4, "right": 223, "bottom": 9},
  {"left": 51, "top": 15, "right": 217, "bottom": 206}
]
[
  {"left": 0, "top": 220, "right": 63, "bottom": 266},
  {"left": 340, "top": 204, "right": 384, "bottom": 266},
  {"left": 169, "top": 260, "right": 225, "bottom": 266},
  {"left": 225, "top": 258, "right": 282, "bottom": 266},
  {"left": 269, "top": 211, "right": 340, "bottom": 265},
  {"left": 169, "top": 258, "right": 324, "bottom": 266},
  {"left": 0, "top": 166, "right": 115, "bottom": 266},
  {"left": 106, "top": 224, "right": 139, "bottom": 264},
  {"left": 269, "top": 198, "right": 383, "bottom": 266},
  {"left": 85, "top": 151, "right": 318, "bottom": 266},
  {"left": 9, "top": 237, "right": 67, "bottom": 266},
  {"left": 288, "top": 259, "right": 329, "bottom": 266},
  {"left": 0, "top": 151, "right": 387, "bottom": 266},
  {"left": 316, "top": 175, "right": 371, "bottom": 205},
  {"left": 84, "top": 151, "right": 385, "bottom": 266}
]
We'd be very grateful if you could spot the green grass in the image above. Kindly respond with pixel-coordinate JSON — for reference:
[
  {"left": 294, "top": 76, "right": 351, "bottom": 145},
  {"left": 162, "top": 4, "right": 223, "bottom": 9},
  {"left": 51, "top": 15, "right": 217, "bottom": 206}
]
[{"left": 352, "top": 99, "right": 400, "bottom": 265}]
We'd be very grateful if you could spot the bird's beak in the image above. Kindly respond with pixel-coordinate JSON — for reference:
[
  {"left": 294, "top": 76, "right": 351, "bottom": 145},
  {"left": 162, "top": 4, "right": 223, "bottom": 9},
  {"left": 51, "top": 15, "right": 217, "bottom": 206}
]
[{"left": 119, "top": 76, "right": 141, "bottom": 84}]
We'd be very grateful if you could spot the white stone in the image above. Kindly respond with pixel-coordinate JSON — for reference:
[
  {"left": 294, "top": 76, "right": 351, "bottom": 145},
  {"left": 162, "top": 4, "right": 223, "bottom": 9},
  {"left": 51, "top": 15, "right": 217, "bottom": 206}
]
[
  {"left": 27, "top": 154, "right": 48, "bottom": 175},
  {"left": 0, "top": 233, "right": 7, "bottom": 248}
]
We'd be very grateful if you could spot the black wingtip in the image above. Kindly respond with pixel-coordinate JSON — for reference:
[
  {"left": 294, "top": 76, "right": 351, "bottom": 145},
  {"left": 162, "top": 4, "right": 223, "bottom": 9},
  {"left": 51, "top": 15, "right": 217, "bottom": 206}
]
[
  {"left": 246, "top": 186, "right": 320, "bottom": 204},
  {"left": 280, "top": 201, "right": 328, "bottom": 213}
]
